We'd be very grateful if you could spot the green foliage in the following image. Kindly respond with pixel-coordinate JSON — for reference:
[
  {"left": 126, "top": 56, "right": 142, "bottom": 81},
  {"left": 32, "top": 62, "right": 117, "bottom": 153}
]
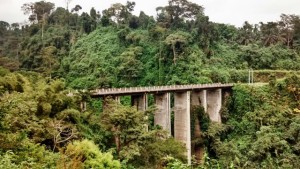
[
  {"left": 164, "top": 31, "right": 192, "bottom": 63},
  {"left": 99, "top": 100, "right": 186, "bottom": 168},
  {"left": 136, "top": 134, "right": 186, "bottom": 167},
  {"left": 0, "top": 67, "right": 10, "bottom": 76},
  {"left": 59, "top": 139, "right": 121, "bottom": 169},
  {"left": 20, "top": 25, "right": 76, "bottom": 73},
  {"left": 0, "top": 137, "right": 59, "bottom": 169},
  {"left": 0, "top": 72, "right": 82, "bottom": 148},
  {"left": 116, "top": 47, "right": 144, "bottom": 86},
  {"left": 0, "top": 151, "right": 19, "bottom": 169},
  {"left": 77, "top": 110, "right": 112, "bottom": 151},
  {"left": 100, "top": 99, "right": 147, "bottom": 160},
  {"left": 2, "top": 1, "right": 300, "bottom": 168},
  {"left": 63, "top": 26, "right": 123, "bottom": 88},
  {"left": 206, "top": 77, "right": 300, "bottom": 168},
  {"left": 163, "top": 156, "right": 189, "bottom": 169}
]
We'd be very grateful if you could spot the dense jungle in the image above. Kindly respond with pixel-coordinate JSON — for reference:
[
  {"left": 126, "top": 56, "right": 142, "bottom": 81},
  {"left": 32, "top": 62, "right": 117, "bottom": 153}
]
[{"left": 0, "top": 0, "right": 300, "bottom": 168}]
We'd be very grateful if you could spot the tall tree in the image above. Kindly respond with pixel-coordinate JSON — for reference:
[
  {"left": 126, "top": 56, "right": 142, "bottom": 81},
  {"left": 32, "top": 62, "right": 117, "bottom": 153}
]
[
  {"left": 102, "top": 1, "right": 135, "bottom": 25},
  {"left": 80, "top": 12, "right": 94, "bottom": 33},
  {"left": 70, "top": 5, "right": 82, "bottom": 30},
  {"left": 167, "top": 0, "right": 203, "bottom": 20},
  {"left": 21, "top": 1, "right": 55, "bottom": 23},
  {"left": 89, "top": 7, "right": 98, "bottom": 30},
  {"left": 0, "top": 21, "right": 9, "bottom": 36},
  {"left": 193, "top": 14, "right": 218, "bottom": 55},
  {"left": 48, "top": 7, "right": 70, "bottom": 26},
  {"left": 40, "top": 46, "right": 58, "bottom": 78},
  {"left": 21, "top": 1, "right": 55, "bottom": 46},
  {"left": 260, "top": 21, "right": 281, "bottom": 46},
  {"left": 138, "top": 11, "right": 153, "bottom": 29},
  {"left": 238, "top": 21, "right": 256, "bottom": 45},
  {"left": 156, "top": 0, "right": 203, "bottom": 28},
  {"left": 292, "top": 15, "right": 300, "bottom": 49},
  {"left": 164, "top": 31, "right": 191, "bottom": 64},
  {"left": 278, "top": 14, "right": 300, "bottom": 48},
  {"left": 11, "top": 23, "right": 20, "bottom": 31},
  {"left": 100, "top": 99, "right": 147, "bottom": 160}
]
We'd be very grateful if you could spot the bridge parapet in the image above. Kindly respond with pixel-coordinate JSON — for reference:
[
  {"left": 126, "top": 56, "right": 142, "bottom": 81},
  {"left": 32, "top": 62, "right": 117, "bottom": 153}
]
[{"left": 90, "top": 83, "right": 233, "bottom": 97}]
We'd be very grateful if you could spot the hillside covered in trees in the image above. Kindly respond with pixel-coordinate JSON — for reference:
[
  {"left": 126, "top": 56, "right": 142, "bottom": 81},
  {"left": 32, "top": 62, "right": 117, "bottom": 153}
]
[{"left": 0, "top": 0, "right": 300, "bottom": 168}]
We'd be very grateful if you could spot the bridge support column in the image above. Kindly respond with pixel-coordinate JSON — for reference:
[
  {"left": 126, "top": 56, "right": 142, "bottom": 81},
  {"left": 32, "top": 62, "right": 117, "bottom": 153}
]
[
  {"left": 174, "top": 91, "right": 191, "bottom": 165},
  {"left": 207, "top": 89, "right": 222, "bottom": 123},
  {"left": 102, "top": 96, "right": 121, "bottom": 112},
  {"left": 191, "top": 90, "right": 207, "bottom": 163},
  {"left": 191, "top": 90, "right": 207, "bottom": 111},
  {"left": 131, "top": 94, "right": 148, "bottom": 112},
  {"left": 154, "top": 93, "right": 171, "bottom": 134},
  {"left": 132, "top": 94, "right": 148, "bottom": 131}
]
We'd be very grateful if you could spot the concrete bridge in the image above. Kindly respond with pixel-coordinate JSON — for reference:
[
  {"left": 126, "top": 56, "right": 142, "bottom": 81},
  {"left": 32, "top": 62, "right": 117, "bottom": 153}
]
[{"left": 90, "top": 83, "right": 234, "bottom": 164}]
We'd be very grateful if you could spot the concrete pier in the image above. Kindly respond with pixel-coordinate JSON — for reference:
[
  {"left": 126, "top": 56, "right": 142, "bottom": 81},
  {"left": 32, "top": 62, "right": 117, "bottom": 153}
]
[
  {"left": 200, "top": 90, "right": 207, "bottom": 112},
  {"left": 207, "top": 89, "right": 222, "bottom": 123},
  {"left": 191, "top": 90, "right": 207, "bottom": 163},
  {"left": 174, "top": 91, "right": 191, "bottom": 165},
  {"left": 154, "top": 93, "right": 171, "bottom": 133},
  {"left": 191, "top": 90, "right": 207, "bottom": 111},
  {"left": 132, "top": 94, "right": 149, "bottom": 131},
  {"left": 131, "top": 94, "right": 148, "bottom": 111}
]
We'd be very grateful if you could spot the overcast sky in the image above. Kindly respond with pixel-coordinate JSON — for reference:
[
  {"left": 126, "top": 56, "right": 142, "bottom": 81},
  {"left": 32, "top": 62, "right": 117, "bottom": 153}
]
[{"left": 0, "top": 0, "right": 300, "bottom": 27}]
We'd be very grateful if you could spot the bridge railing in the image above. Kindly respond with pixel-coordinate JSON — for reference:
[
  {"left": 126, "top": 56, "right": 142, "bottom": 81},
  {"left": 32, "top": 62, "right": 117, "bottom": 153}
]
[{"left": 90, "top": 83, "right": 234, "bottom": 96}]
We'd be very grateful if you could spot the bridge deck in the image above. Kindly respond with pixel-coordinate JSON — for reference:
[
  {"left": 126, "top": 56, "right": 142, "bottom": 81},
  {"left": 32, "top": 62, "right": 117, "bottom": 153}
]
[{"left": 90, "top": 83, "right": 234, "bottom": 97}]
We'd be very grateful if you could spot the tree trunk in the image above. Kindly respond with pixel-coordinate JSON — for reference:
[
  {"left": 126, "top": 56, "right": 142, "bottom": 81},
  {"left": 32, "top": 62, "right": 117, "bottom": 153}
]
[
  {"left": 115, "top": 135, "right": 121, "bottom": 154},
  {"left": 113, "top": 126, "right": 121, "bottom": 155}
]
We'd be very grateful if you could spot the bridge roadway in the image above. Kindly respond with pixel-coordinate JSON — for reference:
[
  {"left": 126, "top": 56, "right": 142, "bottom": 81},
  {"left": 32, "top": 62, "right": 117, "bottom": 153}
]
[{"left": 90, "top": 83, "right": 234, "bottom": 97}]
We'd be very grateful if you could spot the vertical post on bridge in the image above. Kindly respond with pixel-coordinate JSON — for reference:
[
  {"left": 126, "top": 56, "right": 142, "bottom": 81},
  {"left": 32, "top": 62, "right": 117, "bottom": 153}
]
[{"left": 114, "top": 96, "right": 121, "bottom": 103}]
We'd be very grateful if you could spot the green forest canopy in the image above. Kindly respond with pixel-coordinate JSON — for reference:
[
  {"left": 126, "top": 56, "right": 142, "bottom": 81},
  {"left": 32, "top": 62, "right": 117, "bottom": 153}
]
[{"left": 0, "top": 0, "right": 300, "bottom": 168}]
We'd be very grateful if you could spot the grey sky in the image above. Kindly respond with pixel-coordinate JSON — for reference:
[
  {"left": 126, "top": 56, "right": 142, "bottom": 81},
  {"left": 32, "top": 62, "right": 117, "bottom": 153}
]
[{"left": 0, "top": 0, "right": 300, "bottom": 27}]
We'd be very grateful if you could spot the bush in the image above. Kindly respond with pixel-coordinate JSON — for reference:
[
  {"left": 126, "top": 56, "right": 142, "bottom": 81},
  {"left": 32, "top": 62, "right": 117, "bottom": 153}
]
[
  {"left": 59, "top": 139, "right": 121, "bottom": 169},
  {"left": 0, "top": 138, "right": 59, "bottom": 169}
]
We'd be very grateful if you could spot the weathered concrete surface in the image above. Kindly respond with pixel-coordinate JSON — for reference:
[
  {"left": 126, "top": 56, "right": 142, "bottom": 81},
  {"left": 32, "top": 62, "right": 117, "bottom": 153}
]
[
  {"left": 174, "top": 91, "right": 191, "bottom": 165},
  {"left": 199, "top": 90, "right": 207, "bottom": 112},
  {"left": 131, "top": 94, "right": 148, "bottom": 111},
  {"left": 191, "top": 90, "right": 207, "bottom": 112},
  {"left": 190, "top": 90, "right": 206, "bottom": 163},
  {"left": 154, "top": 93, "right": 171, "bottom": 133},
  {"left": 207, "top": 89, "right": 222, "bottom": 123}
]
